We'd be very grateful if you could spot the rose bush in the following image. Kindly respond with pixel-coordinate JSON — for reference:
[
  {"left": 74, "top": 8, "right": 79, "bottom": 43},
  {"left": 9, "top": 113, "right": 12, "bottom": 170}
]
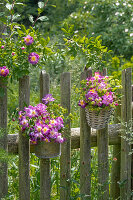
[{"left": 0, "top": 25, "right": 53, "bottom": 80}]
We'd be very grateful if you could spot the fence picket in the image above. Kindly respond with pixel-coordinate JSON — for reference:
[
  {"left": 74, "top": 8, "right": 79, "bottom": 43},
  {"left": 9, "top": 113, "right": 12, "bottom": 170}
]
[
  {"left": 80, "top": 69, "right": 92, "bottom": 199},
  {"left": 40, "top": 71, "right": 51, "bottom": 200},
  {"left": 110, "top": 104, "right": 121, "bottom": 199},
  {"left": 60, "top": 72, "right": 71, "bottom": 200},
  {"left": 19, "top": 76, "right": 30, "bottom": 200},
  {"left": 97, "top": 127, "right": 109, "bottom": 199},
  {"left": 97, "top": 68, "right": 109, "bottom": 199},
  {"left": 0, "top": 79, "right": 8, "bottom": 198},
  {"left": 120, "top": 68, "right": 132, "bottom": 199}
]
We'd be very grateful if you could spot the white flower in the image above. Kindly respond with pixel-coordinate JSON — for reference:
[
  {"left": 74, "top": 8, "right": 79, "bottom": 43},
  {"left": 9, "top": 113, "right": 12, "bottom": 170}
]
[
  {"left": 130, "top": 33, "right": 133, "bottom": 37},
  {"left": 125, "top": 29, "right": 128, "bottom": 32}
]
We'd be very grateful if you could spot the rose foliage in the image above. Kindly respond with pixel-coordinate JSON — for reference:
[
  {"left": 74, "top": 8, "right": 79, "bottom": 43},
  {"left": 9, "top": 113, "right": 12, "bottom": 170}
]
[{"left": 0, "top": 25, "right": 53, "bottom": 80}]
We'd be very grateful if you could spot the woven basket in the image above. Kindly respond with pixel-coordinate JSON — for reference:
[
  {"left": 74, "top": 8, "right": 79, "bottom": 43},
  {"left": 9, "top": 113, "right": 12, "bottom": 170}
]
[
  {"left": 34, "top": 141, "right": 61, "bottom": 158},
  {"left": 85, "top": 107, "right": 113, "bottom": 130}
]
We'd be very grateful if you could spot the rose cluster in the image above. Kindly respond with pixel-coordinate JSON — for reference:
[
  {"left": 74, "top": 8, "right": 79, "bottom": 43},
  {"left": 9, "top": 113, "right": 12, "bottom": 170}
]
[
  {"left": 78, "top": 72, "right": 119, "bottom": 109},
  {"left": 24, "top": 35, "right": 39, "bottom": 65},
  {"left": 19, "top": 94, "right": 65, "bottom": 144},
  {"left": 0, "top": 66, "right": 9, "bottom": 77}
]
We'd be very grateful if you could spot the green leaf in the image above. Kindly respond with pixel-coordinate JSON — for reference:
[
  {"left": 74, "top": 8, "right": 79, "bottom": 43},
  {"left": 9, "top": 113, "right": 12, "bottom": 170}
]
[
  {"left": 46, "top": 37, "right": 50, "bottom": 45},
  {"left": 61, "top": 28, "right": 68, "bottom": 34},
  {"left": 38, "top": 16, "right": 49, "bottom": 22},
  {"left": 0, "top": 17, "right": 7, "bottom": 23},
  {"left": 40, "top": 38, "right": 46, "bottom": 46},
  {"left": 50, "top": 5, "right": 56, "bottom": 8},
  {"left": 0, "top": 12, "right": 5, "bottom": 17},
  {"left": 12, "top": 14, "right": 21, "bottom": 21},
  {"left": 38, "top": 8, "right": 43, "bottom": 15},
  {"left": 21, "top": 24, "right": 27, "bottom": 33},
  {"left": 17, "top": 29, "right": 24, "bottom": 36}
]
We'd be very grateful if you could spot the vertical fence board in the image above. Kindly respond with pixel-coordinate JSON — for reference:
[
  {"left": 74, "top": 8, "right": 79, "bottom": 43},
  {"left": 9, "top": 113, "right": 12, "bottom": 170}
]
[
  {"left": 60, "top": 72, "right": 71, "bottom": 200},
  {"left": 97, "top": 68, "right": 109, "bottom": 199},
  {"left": 19, "top": 76, "right": 30, "bottom": 200},
  {"left": 0, "top": 79, "right": 8, "bottom": 198},
  {"left": 120, "top": 68, "right": 132, "bottom": 199},
  {"left": 110, "top": 105, "right": 121, "bottom": 199},
  {"left": 40, "top": 71, "right": 51, "bottom": 200},
  {"left": 97, "top": 127, "right": 109, "bottom": 199},
  {"left": 80, "top": 69, "right": 92, "bottom": 199}
]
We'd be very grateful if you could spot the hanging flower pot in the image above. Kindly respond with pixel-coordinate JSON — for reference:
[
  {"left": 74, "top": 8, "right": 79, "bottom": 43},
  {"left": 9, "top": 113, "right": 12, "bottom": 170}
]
[
  {"left": 78, "top": 72, "right": 122, "bottom": 130},
  {"left": 34, "top": 141, "right": 61, "bottom": 158},
  {"left": 85, "top": 107, "right": 113, "bottom": 129}
]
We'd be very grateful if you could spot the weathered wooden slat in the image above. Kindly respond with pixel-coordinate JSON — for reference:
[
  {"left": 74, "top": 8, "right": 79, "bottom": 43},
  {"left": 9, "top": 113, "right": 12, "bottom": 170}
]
[
  {"left": 120, "top": 68, "right": 132, "bottom": 199},
  {"left": 0, "top": 79, "right": 8, "bottom": 198},
  {"left": 7, "top": 124, "right": 121, "bottom": 154},
  {"left": 19, "top": 76, "right": 30, "bottom": 200},
  {"left": 80, "top": 69, "right": 91, "bottom": 199},
  {"left": 110, "top": 105, "right": 121, "bottom": 199},
  {"left": 60, "top": 72, "right": 71, "bottom": 200},
  {"left": 97, "top": 127, "right": 109, "bottom": 199},
  {"left": 40, "top": 71, "right": 51, "bottom": 200},
  {"left": 97, "top": 68, "right": 109, "bottom": 199}
]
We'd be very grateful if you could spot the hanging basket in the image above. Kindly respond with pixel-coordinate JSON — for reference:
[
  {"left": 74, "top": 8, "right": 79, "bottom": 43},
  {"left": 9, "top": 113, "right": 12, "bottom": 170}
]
[
  {"left": 85, "top": 107, "right": 113, "bottom": 130},
  {"left": 34, "top": 141, "right": 61, "bottom": 158}
]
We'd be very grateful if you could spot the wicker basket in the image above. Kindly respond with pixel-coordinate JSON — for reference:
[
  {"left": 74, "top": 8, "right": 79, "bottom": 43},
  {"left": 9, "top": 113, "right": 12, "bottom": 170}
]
[
  {"left": 34, "top": 141, "right": 61, "bottom": 158},
  {"left": 85, "top": 107, "right": 113, "bottom": 130}
]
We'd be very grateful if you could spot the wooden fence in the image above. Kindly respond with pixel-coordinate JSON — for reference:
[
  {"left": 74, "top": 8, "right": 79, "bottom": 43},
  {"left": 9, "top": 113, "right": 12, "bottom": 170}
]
[{"left": 0, "top": 68, "right": 132, "bottom": 200}]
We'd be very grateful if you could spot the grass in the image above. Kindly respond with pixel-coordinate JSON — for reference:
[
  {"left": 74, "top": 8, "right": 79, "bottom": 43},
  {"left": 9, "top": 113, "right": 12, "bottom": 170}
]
[{"left": 1, "top": 146, "right": 116, "bottom": 200}]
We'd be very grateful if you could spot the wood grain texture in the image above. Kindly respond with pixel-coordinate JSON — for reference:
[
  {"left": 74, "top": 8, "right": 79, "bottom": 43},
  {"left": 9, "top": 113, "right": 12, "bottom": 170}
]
[
  {"left": 40, "top": 72, "right": 51, "bottom": 200},
  {"left": 97, "top": 68, "right": 109, "bottom": 200},
  {"left": 19, "top": 76, "right": 30, "bottom": 200},
  {"left": 120, "top": 68, "right": 132, "bottom": 200},
  {"left": 110, "top": 105, "right": 121, "bottom": 199},
  {"left": 80, "top": 69, "right": 92, "bottom": 199},
  {"left": 60, "top": 72, "right": 71, "bottom": 200}
]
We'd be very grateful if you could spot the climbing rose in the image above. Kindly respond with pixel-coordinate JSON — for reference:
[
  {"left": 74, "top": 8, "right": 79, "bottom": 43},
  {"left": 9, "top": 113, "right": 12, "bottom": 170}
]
[
  {"left": 0, "top": 66, "right": 9, "bottom": 77},
  {"left": 28, "top": 52, "right": 39, "bottom": 65},
  {"left": 24, "top": 35, "right": 34, "bottom": 45}
]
